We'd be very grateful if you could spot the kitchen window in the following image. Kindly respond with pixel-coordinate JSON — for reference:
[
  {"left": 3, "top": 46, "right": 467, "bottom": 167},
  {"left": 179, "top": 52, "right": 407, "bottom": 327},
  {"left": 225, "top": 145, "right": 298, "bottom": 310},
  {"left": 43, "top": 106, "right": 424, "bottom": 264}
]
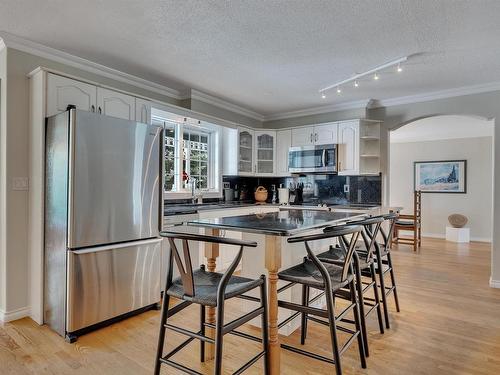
[{"left": 152, "top": 114, "right": 221, "bottom": 198}]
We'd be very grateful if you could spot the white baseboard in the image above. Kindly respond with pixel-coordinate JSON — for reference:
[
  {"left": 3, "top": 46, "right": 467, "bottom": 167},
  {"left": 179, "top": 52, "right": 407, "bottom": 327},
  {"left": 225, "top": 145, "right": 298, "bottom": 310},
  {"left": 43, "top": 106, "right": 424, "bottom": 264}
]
[
  {"left": 490, "top": 278, "right": 500, "bottom": 288},
  {"left": 0, "top": 306, "right": 31, "bottom": 323},
  {"left": 397, "top": 230, "right": 492, "bottom": 243}
]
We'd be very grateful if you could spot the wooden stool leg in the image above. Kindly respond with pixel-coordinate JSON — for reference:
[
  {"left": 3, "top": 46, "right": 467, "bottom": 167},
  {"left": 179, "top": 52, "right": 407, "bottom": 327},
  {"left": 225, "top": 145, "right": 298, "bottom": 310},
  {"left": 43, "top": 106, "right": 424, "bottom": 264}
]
[
  {"left": 377, "top": 254, "right": 390, "bottom": 329},
  {"left": 260, "top": 276, "right": 271, "bottom": 375},
  {"left": 371, "top": 262, "right": 385, "bottom": 334},
  {"left": 200, "top": 305, "right": 205, "bottom": 362},
  {"left": 214, "top": 301, "right": 225, "bottom": 375},
  {"left": 354, "top": 255, "right": 369, "bottom": 357},
  {"left": 326, "top": 290, "right": 343, "bottom": 375},
  {"left": 413, "top": 227, "right": 417, "bottom": 252},
  {"left": 300, "top": 285, "right": 309, "bottom": 345},
  {"left": 154, "top": 294, "right": 170, "bottom": 375},
  {"left": 387, "top": 253, "right": 401, "bottom": 312},
  {"left": 350, "top": 280, "right": 367, "bottom": 369}
]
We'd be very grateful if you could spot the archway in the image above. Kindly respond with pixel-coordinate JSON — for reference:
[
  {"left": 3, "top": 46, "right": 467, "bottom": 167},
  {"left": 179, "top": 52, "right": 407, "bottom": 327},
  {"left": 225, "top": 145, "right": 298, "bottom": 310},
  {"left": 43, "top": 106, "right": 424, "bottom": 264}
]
[{"left": 388, "top": 114, "right": 494, "bottom": 246}]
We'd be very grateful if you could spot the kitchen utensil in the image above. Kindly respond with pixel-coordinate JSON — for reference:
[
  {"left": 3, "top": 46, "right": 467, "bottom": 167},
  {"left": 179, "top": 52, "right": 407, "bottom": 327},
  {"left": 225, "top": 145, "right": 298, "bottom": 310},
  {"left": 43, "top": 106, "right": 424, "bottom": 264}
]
[
  {"left": 278, "top": 188, "right": 289, "bottom": 205},
  {"left": 224, "top": 188, "right": 234, "bottom": 202}
]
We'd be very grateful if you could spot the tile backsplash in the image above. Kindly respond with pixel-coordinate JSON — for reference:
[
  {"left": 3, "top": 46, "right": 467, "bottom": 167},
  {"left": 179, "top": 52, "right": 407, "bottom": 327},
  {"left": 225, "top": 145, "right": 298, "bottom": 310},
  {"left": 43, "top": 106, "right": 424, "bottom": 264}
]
[{"left": 222, "top": 174, "right": 381, "bottom": 205}]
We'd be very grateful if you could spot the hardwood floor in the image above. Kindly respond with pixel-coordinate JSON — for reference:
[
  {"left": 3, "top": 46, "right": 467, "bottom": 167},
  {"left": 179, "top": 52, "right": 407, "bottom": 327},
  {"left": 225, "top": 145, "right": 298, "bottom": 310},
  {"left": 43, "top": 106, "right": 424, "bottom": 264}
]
[{"left": 1, "top": 238, "right": 500, "bottom": 374}]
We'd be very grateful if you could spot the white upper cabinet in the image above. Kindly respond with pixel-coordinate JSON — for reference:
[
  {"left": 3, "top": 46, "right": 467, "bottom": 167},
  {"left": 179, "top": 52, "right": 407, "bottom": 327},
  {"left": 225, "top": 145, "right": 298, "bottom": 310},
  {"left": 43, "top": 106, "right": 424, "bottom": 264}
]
[
  {"left": 97, "top": 87, "right": 136, "bottom": 121},
  {"left": 46, "top": 73, "right": 97, "bottom": 117},
  {"left": 47, "top": 73, "right": 140, "bottom": 123},
  {"left": 238, "top": 128, "right": 255, "bottom": 175},
  {"left": 223, "top": 127, "right": 278, "bottom": 176},
  {"left": 337, "top": 120, "right": 380, "bottom": 175},
  {"left": 291, "top": 126, "right": 314, "bottom": 146},
  {"left": 135, "top": 98, "right": 152, "bottom": 124},
  {"left": 255, "top": 130, "right": 276, "bottom": 175},
  {"left": 314, "top": 122, "right": 338, "bottom": 145},
  {"left": 276, "top": 129, "right": 292, "bottom": 176},
  {"left": 338, "top": 121, "right": 359, "bottom": 175},
  {"left": 291, "top": 123, "right": 338, "bottom": 146}
]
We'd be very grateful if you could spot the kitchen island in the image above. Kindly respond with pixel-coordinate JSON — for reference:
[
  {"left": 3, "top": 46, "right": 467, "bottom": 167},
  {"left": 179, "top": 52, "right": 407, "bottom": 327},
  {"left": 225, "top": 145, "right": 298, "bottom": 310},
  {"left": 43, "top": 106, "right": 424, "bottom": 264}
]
[{"left": 187, "top": 209, "right": 364, "bottom": 375}]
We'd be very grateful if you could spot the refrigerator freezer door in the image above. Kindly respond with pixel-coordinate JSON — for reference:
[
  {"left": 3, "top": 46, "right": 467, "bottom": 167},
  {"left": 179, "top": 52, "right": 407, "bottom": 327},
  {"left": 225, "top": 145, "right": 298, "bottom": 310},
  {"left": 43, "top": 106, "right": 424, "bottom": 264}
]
[
  {"left": 68, "top": 110, "right": 162, "bottom": 248},
  {"left": 66, "top": 238, "right": 162, "bottom": 333}
]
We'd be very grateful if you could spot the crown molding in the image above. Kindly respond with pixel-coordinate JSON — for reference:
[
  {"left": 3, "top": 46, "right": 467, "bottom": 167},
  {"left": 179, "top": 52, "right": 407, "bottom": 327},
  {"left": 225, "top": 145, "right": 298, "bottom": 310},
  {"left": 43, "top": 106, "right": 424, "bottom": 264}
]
[
  {"left": 0, "top": 31, "right": 184, "bottom": 100},
  {"left": 375, "top": 81, "right": 500, "bottom": 108},
  {"left": 190, "top": 89, "right": 264, "bottom": 121},
  {"left": 263, "top": 99, "right": 372, "bottom": 121}
]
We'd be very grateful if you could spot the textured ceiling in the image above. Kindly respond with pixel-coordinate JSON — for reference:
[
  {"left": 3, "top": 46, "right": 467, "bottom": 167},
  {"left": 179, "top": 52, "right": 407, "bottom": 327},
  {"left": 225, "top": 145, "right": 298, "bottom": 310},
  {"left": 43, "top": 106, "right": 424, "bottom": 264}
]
[{"left": 1, "top": 0, "right": 500, "bottom": 115}]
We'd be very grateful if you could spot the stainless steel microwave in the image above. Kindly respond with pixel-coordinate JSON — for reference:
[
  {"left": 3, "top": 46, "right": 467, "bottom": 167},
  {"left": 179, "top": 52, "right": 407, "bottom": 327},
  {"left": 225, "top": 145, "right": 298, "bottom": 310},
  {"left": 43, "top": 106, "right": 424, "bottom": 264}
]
[{"left": 288, "top": 144, "right": 337, "bottom": 173}]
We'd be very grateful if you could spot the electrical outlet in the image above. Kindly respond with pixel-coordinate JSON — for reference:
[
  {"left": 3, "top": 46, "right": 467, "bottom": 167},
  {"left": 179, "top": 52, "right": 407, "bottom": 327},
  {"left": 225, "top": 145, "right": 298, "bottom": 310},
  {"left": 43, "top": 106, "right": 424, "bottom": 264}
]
[
  {"left": 12, "top": 177, "right": 29, "bottom": 191},
  {"left": 343, "top": 184, "right": 349, "bottom": 193}
]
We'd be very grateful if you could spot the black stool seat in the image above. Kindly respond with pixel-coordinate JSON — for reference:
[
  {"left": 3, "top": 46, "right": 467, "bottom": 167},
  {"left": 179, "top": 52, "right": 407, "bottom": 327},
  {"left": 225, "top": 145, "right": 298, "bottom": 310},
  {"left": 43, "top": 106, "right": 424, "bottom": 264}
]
[
  {"left": 318, "top": 247, "right": 371, "bottom": 270},
  {"left": 278, "top": 258, "right": 353, "bottom": 290},
  {"left": 167, "top": 268, "right": 263, "bottom": 307}
]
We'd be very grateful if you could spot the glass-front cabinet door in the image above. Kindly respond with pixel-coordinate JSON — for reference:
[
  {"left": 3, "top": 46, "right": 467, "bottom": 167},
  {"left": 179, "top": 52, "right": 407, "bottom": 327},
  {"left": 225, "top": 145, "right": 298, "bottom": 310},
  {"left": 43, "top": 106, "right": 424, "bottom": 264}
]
[
  {"left": 255, "top": 130, "right": 276, "bottom": 175},
  {"left": 238, "top": 128, "right": 254, "bottom": 175}
]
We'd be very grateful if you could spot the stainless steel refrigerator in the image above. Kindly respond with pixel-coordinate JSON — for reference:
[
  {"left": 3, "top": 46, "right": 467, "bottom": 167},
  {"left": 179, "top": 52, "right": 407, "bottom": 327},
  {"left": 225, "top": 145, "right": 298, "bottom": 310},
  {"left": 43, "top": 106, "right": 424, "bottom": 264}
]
[{"left": 44, "top": 108, "right": 163, "bottom": 342}]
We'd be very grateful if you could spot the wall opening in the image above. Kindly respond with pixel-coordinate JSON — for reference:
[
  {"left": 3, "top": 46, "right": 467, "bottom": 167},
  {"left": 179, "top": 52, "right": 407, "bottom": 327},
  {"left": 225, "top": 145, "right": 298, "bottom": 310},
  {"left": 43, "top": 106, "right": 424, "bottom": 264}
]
[{"left": 389, "top": 115, "right": 494, "bottom": 243}]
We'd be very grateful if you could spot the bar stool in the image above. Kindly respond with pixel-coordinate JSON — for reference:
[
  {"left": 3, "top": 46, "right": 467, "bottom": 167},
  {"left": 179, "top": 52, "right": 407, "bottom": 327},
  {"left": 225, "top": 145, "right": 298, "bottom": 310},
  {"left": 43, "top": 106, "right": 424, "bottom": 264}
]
[
  {"left": 311, "top": 216, "right": 385, "bottom": 357},
  {"left": 277, "top": 225, "right": 366, "bottom": 375},
  {"left": 154, "top": 231, "right": 270, "bottom": 375},
  {"left": 365, "top": 212, "right": 401, "bottom": 328}
]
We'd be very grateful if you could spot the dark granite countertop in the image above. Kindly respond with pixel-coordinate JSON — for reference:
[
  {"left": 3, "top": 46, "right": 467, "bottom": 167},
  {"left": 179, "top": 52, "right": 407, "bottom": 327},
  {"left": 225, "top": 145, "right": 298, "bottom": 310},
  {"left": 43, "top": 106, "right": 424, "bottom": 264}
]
[
  {"left": 186, "top": 209, "right": 364, "bottom": 236},
  {"left": 164, "top": 201, "right": 271, "bottom": 216}
]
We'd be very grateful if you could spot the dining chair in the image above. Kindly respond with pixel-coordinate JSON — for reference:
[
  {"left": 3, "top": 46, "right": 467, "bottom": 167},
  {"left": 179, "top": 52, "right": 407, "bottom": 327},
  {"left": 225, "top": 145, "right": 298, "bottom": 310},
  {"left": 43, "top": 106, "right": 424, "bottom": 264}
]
[
  {"left": 392, "top": 190, "right": 422, "bottom": 251},
  {"left": 276, "top": 225, "right": 366, "bottom": 375},
  {"left": 154, "top": 231, "right": 269, "bottom": 375}
]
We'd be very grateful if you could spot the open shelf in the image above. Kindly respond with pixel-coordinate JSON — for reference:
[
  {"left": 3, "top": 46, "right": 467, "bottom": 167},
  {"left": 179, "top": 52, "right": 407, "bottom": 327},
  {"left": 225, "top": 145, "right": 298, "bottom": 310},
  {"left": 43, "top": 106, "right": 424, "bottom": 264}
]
[{"left": 360, "top": 154, "right": 380, "bottom": 158}]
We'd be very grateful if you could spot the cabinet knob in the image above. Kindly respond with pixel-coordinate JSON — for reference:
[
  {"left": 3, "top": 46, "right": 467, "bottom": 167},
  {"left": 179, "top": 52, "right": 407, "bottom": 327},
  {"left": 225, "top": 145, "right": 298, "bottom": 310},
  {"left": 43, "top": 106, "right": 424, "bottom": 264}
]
[
  {"left": 310, "top": 133, "right": 313, "bottom": 143},
  {"left": 315, "top": 133, "right": 318, "bottom": 142},
  {"left": 91, "top": 105, "right": 95, "bottom": 112},
  {"left": 98, "top": 106, "right": 102, "bottom": 114}
]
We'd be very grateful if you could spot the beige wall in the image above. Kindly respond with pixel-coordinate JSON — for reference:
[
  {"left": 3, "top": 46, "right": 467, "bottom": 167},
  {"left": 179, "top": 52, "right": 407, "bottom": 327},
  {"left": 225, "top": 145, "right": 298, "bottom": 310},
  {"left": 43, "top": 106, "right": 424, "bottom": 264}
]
[
  {"left": 0, "top": 47, "right": 6, "bottom": 313},
  {"left": 390, "top": 136, "right": 493, "bottom": 241}
]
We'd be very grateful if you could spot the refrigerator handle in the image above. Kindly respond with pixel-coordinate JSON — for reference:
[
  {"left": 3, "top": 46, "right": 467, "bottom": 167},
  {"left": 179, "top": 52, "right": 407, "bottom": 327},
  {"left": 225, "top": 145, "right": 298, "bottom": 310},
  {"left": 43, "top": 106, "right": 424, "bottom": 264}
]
[
  {"left": 72, "top": 238, "right": 163, "bottom": 255},
  {"left": 67, "top": 109, "right": 77, "bottom": 248},
  {"left": 159, "top": 127, "right": 165, "bottom": 231}
]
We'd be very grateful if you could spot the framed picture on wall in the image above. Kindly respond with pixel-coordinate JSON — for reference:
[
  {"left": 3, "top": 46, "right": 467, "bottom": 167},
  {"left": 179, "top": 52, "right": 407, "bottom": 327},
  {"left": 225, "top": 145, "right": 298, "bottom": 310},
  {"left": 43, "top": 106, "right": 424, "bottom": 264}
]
[{"left": 414, "top": 160, "right": 467, "bottom": 193}]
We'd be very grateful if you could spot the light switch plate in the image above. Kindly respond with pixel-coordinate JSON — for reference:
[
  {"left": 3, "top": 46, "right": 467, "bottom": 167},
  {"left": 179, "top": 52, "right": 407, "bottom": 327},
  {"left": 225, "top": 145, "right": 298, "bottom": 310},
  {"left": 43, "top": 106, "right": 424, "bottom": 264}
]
[
  {"left": 12, "top": 177, "right": 29, "bottom": 191},
  {"left": 343, "top": 184, "right": 349, "bottom": 193}
]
